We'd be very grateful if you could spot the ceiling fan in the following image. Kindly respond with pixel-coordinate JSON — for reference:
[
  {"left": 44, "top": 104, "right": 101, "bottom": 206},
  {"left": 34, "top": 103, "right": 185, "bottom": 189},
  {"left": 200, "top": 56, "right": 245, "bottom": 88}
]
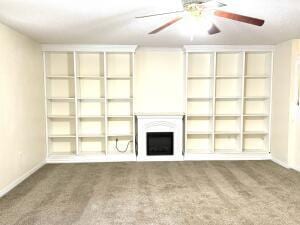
[{"left": 135, "top": 0, "right": 265, "bottom": 35}]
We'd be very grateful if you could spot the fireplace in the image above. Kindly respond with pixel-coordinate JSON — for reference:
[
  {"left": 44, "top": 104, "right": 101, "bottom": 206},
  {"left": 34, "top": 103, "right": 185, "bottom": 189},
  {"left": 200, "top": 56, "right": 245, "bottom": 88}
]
[
  {"left": 137, "top": 115, "right": 183, "bottom": 161},
  {"left": 147, "top": 132, "right": 174, "bottom": 156}
]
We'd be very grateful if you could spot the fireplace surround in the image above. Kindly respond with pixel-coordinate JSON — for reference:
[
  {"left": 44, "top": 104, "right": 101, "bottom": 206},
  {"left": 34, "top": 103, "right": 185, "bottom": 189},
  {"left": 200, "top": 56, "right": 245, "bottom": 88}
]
[{"left": 137, "top": 115, "right": 184, "bottom": 161}]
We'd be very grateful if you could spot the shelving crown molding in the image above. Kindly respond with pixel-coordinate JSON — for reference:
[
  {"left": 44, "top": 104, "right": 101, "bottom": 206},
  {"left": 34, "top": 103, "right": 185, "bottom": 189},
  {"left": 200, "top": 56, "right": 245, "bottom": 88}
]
[
  {"left": 41, "top": 44, "right": 274, "bottom": 53},
  {"left": 42, "top": 44, "right": 138, "bottom": 52},
  {"left": 184, "top": 45, "right": 275, "bottom": 52}
]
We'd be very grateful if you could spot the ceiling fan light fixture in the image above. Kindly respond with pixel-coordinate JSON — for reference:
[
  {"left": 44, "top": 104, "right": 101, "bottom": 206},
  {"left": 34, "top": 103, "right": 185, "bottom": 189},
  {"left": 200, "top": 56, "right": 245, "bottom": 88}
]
[
  {"left": 180, "top": 14, "right": 213, "bottom": 39},
  {"left": 182, "top": 0, "right": 209, "bottom": 15},
  {"left": 136, "top": 0, "right": 264, "bottom": 35},
  {"left": 182, "top": 0, "right": 211, "bottom": 9}
]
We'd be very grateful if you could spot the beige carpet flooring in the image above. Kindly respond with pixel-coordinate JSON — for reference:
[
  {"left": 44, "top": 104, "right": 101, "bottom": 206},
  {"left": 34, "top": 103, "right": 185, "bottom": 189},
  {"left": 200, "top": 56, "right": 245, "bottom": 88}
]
[{"left": 0, "top": 161, "right": 300, "bottom": 225}]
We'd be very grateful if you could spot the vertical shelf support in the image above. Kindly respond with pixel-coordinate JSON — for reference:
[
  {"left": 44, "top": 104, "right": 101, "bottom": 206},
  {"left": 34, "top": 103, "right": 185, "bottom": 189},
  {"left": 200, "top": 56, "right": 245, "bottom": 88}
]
[
  {"left": 184, "top": 52, "right": 188, "bottom": 156},
  {"left": 268, "top": 51, "right": 274, "bottom": 153},
  {"left": 240, "top": 51, "right": 246, "bottom": 152},
  {"left": 73, "top": 51, "right": 79, "bottom": 155},
  {"left": 43, "top": 52, "right": 49, "bottom": 157},
  {"left": 104, "top": 52, "right": 108, "bottom": 156},
  {"left": 132, "top": 52, "right": 136, "bottom": 156},
  {"left": 212, "top": 52, "right": 217, "bottom": 153}
]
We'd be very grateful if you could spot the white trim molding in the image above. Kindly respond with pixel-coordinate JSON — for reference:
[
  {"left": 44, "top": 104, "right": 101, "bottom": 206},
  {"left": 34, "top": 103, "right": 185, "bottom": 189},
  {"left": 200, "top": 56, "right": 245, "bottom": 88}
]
[
  {"left": 185, "top": 153, "right": 271, "bottom": 161},
  {"left": 46, "top": 154, "right": 137, "bottom": 164},
  {"left": 0, "top": 161, "right": 45, "bottom": 198},
  {"left": 271, "top": 156, "right": 290, "bottom": 169},
  {"left": 42, "top": 44, "right": 138, "bottom": 52},
  {"left": 292, "top": 165, "right": 300, "bottom": 172},
  {"left": 136, "top": 47, "right": 183, "bottom": 52},
  {"left": 271, "top": 156, "right": 300, "bottom": 172},
  {"left": 184, "top": 45, "right": 275, "bottom": 52}
]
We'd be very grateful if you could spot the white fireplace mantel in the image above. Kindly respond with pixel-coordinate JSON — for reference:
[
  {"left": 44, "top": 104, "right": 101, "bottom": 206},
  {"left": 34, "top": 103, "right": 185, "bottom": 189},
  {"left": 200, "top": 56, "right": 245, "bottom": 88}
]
[{"left": 137, "top": 115, "right": 184, "bottom": 161}]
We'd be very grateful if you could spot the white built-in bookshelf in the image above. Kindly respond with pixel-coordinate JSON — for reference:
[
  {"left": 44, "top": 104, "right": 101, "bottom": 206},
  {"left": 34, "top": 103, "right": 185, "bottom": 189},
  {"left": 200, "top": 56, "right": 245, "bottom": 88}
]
[
  {"left": 184, "top": 46, "right": 273, "bottom": 156},
  {"left": 43, "top": 46, "right": 137, "bottom": 161},
  {"left": 43, "top": 45, "right": 273, "bottom": 162}
]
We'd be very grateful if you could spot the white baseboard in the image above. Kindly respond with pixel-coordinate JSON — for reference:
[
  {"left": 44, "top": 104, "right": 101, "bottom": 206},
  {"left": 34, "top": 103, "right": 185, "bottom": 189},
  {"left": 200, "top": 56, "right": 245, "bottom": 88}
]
[
  {"left": 184, "top": 153, "right": 271, "bottom": 161},
  {"left": 292, "top": 165, "right": 300, "bottom": 172},
  {"left": 47, "top": 153, "right": 272, "bottom": 163},
  {"left": 46, "top": 154, "right": 137, "bottom": 164},
  {"left": 137, "top": 155, "right": 184, "bottom": 162},
  {"left": 271, "top": 156, "right": 290, "bottom": 169},
  {"left": 271, "top": 156, "right": 300, "bottom": 172},
  {"left": 0, "top": 161, "right": 45, "bottom": 198}
]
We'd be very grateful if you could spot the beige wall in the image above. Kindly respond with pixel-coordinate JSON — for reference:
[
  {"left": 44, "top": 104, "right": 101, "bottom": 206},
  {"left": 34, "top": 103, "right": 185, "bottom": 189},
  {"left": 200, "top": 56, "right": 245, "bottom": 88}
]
[
  {"left": 291, "top": 65, "right": 300, "bottom": 169},
  {"left": 272, "top": 39, "right": 300, "bottom": 170},
  {"left": 288, "top": 40, "right": 300, "bottom": 169},
  {"left": 134, "top": 49, "right": 184, "bottom": 114},
  {"left": 0, "top": 22, "right": 45, "bottom": 193},
  {"left": 271, "top": 41, "right": 293, "bottom": 164}
]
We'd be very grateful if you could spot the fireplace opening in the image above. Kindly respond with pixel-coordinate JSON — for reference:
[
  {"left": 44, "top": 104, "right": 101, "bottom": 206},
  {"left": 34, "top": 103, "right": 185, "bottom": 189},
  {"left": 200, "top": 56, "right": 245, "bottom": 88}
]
[{"left": 147, "top": 132, "right": 174, "bottom": 156}]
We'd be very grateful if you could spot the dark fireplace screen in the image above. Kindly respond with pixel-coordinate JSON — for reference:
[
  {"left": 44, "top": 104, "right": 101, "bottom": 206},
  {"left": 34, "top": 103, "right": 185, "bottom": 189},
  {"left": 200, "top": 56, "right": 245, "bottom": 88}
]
[{"left": 147, "top": 132, "right": 174, "bottom": 156}]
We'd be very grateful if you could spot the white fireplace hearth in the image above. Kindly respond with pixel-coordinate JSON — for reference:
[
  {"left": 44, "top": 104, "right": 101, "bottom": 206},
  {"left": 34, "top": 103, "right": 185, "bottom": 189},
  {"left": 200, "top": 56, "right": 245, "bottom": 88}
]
[{"left": 137, "top": 115, "right": 184, "bottom": 161}]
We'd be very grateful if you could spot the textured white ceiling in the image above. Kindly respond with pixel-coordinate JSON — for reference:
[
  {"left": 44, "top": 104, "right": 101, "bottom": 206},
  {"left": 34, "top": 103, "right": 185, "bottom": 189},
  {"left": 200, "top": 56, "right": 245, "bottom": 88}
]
[{"left": 0, "top": 0, "right": 299, "bottom": 46}]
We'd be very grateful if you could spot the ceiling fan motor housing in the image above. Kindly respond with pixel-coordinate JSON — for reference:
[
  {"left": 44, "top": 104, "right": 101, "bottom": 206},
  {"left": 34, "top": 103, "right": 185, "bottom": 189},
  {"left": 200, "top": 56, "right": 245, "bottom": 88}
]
[
  {"left": 182, "top": 0, "right": 211, "bottom": 8},
  {"left": 182, "top": 0, "right": 211, "bottom": 14}
]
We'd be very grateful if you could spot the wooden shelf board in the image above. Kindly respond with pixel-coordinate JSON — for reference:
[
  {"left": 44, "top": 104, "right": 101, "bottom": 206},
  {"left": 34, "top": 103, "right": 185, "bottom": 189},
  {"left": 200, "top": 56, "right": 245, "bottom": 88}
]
[
  {"left": 107, "top": 76, "right": 132, "bottom": 80},
  {"left": 48, "top": 135, "right": 76, "bottom": 138},
  {"left": 107, "top": 98, "right": 133, "bottom": 102},
  {"left": 215, "top": 132, "right": 240, "bottom": 135},
  {"left": 243, "top": 131, "right": 268, "bottom": 135},
  {"left": 48, "top": 115, "right": 76, "bottom": 119},
  {"left": 216, "top": 76, "right": 242, "bottom": 79},
  {"left": 188, "top": 97, "right": 213, "bottom": 101},
  {"left": 107, "top": 73, "right": 132, "bottom": 77},
  {"left": 245, "top": 73, "right": 270, "bottom": 77},
  {"left": 78, "top": 134, "right": 105, "bottom": 138},
  {"left": 187, "top": 131, "right": 213, "bottom": 135},
  {"left": 47, "top": 76, "right": 74, "bottom": 79},
  {"left": 187, "top": 114, "right": 213, "bottom": 118},
  {"left": 187, "top": 76, "right": 213, "bottom": 79},
  {"left": 215, "top": 97, "right": 241, "bottom": 100},
  {"left": 107, "top": 134, "right": 133, "bottom": 137},
  {"left": 78, "top": 98, "right": 105, "bottom": 101},
  {"left": 78, "top": 115, "right": 105, "bottom": 119},
  {"left": 243, "top": 114, "right": 269, "bottom": 117},
  {"left": 244, "top": 96, "right": 269, "bottom": 100},
  {"left": 107, "top": 115, "right": 133, "bottom": 118},
  {"left": 216, "top": 74, "right": 242, "bottom": 78},
  {"left": 215, "top": 114, "right": 240, "bottom": 117},
  {"left": 244, "top": 76, "right": 270, "bottom": 79},
  {"left": 47, "top": 97, "right": 75, "bottom": 102},
  {"left": 77, "top": 76, "right": 104, "bottom": 79}
]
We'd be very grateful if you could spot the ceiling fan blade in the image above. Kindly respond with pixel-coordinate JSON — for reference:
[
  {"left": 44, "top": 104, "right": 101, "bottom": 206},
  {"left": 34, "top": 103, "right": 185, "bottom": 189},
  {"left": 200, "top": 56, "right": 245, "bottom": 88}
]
[
  {"left": 208, "top": 24, "right": 221, "bottom": 35},
  {"left": 214, "top": 10, "right": 265, "bottom": 26},
  {"left": 149, "top": 17, "right": 183, "bottom": 34},
  {"left": 216, "top": 2, "right": 227, "bottom": 7},
  {"left": 136, "top": 10, "right": 184, "bottom": 19},
  {"left": 202, "top": 1, "right": 227, "bottom": 8}
]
